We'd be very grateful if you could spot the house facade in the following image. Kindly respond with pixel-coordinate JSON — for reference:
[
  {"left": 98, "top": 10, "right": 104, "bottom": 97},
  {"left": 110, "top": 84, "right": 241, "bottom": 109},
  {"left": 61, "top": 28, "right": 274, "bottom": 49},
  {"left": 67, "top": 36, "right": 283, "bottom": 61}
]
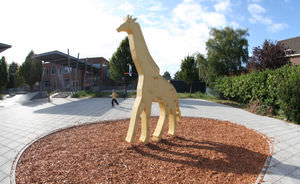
[
  {"left": 279, "top": 36, "right": 300, "bottom": 65},
  {"left": 34, "top": 51, "right": 110, "bottom": 91}
]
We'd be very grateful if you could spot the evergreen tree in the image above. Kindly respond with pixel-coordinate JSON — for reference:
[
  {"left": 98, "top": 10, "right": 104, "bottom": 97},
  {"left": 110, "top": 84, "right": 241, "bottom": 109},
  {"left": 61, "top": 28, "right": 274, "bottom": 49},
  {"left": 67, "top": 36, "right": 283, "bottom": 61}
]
[
  {"left": 162, "top": 71, "right": 171, "bottom": 80},
  {"left": 7, "top": 62, "right": 19, "bottom": 88},
  {"left": 109, "top": 37, "right": 137, "bottom": 90},
  {"left": 0, "top": 57, "right": 8, "bottom": 92},
  {"left": 19, "top": 51, "right": 42, "bottom": 89},
  {"left": 181, "top": 55, "right": 198, "bottom": 95}
]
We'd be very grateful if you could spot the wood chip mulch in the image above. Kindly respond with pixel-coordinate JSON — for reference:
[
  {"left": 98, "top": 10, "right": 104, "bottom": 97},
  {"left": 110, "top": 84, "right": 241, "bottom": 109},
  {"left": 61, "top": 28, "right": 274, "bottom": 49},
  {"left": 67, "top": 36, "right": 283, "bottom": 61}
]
[{"left": 16, "top": 117, "right": 270, "bottom": 184}]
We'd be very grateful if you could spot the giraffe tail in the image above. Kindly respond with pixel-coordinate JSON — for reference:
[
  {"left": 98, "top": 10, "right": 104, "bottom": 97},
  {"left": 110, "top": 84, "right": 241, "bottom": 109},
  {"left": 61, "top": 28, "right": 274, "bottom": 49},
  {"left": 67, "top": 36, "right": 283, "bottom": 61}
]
[{"left": 176, "top": 100, "right": 181, "bottom": 121}]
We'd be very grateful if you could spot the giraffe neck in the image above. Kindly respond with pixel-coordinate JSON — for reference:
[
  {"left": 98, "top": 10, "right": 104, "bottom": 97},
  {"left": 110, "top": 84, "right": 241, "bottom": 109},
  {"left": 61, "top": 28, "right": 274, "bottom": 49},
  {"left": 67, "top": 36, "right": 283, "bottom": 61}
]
[{"left": 128, "top": 24, "right": 152, "bottom": 75}]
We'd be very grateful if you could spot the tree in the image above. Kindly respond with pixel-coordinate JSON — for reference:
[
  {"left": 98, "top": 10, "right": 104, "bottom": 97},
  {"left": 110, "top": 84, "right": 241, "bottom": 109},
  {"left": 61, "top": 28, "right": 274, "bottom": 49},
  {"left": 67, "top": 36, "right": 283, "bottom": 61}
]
[
  {"left": 0, "top": 56, "right": 8, "bottom": 92},
  {"left": 174, "top": 70, "right": 183, "bottom": 80},
  {"left": 206, "top": 27, "right": 249, "bottom": 84},
  {"left": 19, "top": 51, "right": 42, "bottom": 89},
  {"left": 109, "top": 37, "right": 137, "bottom": 91},
  {"left": 7, "top": 62, "right": 19, "bottom": 89},
  {"left": 162, "top": 71, "right": 171, "bottom": 80},
  {"left": 196, "top": 53, "right": 208, "bottom": 82},
  {"left": 247, "top": 40, "right": 290, "bottom": 72},
  {"left": 181, "top": 55, "right": 198, "bottom": 95}
]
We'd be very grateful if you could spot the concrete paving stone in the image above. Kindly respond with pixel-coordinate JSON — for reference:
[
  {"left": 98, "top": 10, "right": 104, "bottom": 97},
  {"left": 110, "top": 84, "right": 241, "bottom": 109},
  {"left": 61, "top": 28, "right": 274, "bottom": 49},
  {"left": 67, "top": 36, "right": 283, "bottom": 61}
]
[
  {"left": 0, "top": 160, "right": 12, "bottom": 175},
  {"left": 0, "top": 176, "right": 9, "bottom": 184},
  {"left": 260, "top": 171, "right": 282, "bottom": 183},
  {"left": 0, "top": 157, "right": 8, "bottom": 167},
  {"left": 0, "top": 171, "right": 8, "bottom": 183},
  {"left": 0, "top": 146, "right": 10, "bottom": 156},
  {"left": 273, "top": 176, "right": 300, "bottom": 184}
]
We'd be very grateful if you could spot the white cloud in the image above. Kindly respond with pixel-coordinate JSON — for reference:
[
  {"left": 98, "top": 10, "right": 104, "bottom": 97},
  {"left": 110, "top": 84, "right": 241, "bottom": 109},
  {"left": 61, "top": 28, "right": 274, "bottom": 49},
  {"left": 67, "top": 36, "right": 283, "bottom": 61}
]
[
  {"left": 247, "top": 3, "right": 288, "bottom": 32},
  {"left": 119, "top": 1, "right": 135, "bottom": 14},
  {"left": 147, "top": 1, "right": 166, "bottom": 12},
  {"left": 248, "top": 3, "right": 266, "bottom": 14},
  {"left": 214, "top": 0, "right": 231, "bottom": 13}
]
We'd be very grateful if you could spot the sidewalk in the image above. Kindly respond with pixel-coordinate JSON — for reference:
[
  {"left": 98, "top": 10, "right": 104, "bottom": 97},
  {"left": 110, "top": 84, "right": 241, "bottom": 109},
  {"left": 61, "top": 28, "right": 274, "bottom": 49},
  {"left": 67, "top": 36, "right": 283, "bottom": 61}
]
[{"left": 0, "top": 97, "right": 299, "bottom": 183}]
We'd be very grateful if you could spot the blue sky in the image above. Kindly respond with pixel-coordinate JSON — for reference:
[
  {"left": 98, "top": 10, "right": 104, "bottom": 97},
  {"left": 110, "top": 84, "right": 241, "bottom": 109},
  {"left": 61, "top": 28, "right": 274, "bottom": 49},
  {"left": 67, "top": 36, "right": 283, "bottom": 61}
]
[{"left": 1, "top": 0, "right": 299, "bottom": 77}]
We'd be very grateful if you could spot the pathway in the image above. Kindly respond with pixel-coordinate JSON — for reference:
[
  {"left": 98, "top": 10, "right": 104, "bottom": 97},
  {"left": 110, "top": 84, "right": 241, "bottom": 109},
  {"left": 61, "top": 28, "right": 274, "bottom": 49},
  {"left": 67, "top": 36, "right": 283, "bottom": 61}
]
[{"left": 0, "top": 95, "right": 300, "bottom": 183}]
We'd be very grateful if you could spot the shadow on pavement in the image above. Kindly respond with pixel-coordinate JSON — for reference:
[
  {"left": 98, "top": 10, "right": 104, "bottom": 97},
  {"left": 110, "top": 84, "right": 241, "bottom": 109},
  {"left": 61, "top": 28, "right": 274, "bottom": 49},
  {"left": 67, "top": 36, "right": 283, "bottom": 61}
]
[{"left": 33, "top": 98, "right": 123, "bottom": 117}]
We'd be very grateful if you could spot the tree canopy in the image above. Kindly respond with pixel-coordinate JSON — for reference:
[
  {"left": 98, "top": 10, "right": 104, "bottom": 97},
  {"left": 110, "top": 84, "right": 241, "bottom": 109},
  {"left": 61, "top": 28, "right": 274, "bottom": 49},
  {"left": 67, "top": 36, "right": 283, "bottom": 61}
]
[
  {"left": 196, "top": 53, "right": 208, "bottom": 82},
  {"left": 109, "top": 37, "right": 137, "bottom": 87},
  {"left": 206, "top": 27, "right": 249, "bottom": 84},
  {"left": 7, "top": 62, "right": 19, "bottom": 89},
  {"left": 0, "top": 56, "right": 8, "bottom": 92},
  {"left": 162, "top": 71, "right": 171, "bottom": 80},
  {"left": 247, "top": 40, "right": 290, "bottom": 71},
  {"left": 180, "top": 55, "right": 198, "bottom": 94},
  {"left": 19, "top": 51, "right": 42, "bottom": 89}
]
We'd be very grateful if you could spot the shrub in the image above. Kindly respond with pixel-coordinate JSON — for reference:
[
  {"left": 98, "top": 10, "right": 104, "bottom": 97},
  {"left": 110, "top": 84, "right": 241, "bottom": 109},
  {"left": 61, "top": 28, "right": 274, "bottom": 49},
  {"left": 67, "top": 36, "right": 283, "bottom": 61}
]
[{"left": 213, "top": 65, "right": 300, "bottom": 123}]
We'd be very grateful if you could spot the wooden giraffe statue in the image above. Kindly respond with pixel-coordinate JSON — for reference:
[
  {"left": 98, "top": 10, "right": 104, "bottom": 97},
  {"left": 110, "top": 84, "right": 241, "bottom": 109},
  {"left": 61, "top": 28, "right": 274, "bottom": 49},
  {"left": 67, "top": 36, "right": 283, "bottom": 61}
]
[{"left": 117, "top": 15, "right": 181, "bottom": 144}]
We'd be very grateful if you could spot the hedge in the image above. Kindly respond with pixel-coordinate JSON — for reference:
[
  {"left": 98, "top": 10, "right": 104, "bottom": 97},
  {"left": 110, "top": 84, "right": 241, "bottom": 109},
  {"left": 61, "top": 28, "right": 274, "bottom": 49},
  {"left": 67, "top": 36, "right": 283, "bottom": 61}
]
[{"left": 213, "top": 65, "right": 300, "bottom": 123}]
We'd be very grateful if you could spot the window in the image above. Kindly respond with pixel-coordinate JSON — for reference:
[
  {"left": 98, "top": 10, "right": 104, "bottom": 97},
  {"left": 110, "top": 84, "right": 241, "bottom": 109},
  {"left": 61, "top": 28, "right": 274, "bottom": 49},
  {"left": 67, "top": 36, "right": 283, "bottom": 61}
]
[{"left": 63, "top": 66, "right": 72, "bottom": 74}]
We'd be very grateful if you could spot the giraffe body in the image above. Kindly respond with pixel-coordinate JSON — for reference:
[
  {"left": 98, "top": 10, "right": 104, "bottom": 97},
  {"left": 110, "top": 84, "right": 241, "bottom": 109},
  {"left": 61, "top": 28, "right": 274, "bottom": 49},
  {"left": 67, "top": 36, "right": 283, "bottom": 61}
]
[{"left": 117, "top": 15, "right": 181, "bottom": 144}]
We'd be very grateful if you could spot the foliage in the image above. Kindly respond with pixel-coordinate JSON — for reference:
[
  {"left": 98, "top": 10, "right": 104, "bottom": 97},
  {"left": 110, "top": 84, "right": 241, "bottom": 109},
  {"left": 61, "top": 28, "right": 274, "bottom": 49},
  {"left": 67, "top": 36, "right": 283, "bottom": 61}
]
[
  {"left": 162, "top": 71, "right": 171, "bottom": 80},
  {"left": 180, "top": 56, "right": 199, "bottom": 94},
  {"left": 7, "top": 62, "right": 19, "bottom": 88},
  {"left": 206, "top": 27, "right": 249, "bottom": 85},
  {"left": 109, "top": 37, "right": 137, "bottom": 87},
  {"left": 174, "top": 70, "right": 183, "bottom": 80},
  {"left": 19, "top": 51, "right": 42, "bottom": 89},
  {"left": 0, "top": 57, "right": 8, "bottom": 92},
  {"left": 196, "top": 53, "right": 208, "bottom": 82},
  {"left": 14, "top": 69, "right": 25, "bottom": 88},
  {"left": 213, "top": 65, "right": 300, "bottom": 123},
  {"left": 247, "top": 40, "right": 290, "bottom": 71}
]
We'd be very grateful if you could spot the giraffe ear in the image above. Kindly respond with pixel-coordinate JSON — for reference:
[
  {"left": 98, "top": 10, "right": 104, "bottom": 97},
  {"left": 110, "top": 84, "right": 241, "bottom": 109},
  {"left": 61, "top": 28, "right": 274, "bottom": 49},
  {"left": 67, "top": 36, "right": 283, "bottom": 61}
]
[
  {"left": 132, "top": 18, "right": 137, "bottom": 22},
  {"left": 124, "top": 15, "right": 130, "bottom": 21}
]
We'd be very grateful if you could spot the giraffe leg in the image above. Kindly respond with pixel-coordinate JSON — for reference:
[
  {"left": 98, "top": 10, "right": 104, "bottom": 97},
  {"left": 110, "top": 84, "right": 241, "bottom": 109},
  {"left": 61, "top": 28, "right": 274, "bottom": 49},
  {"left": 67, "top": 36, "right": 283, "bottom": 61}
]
[
  {"left": 168, "top": 106, "right": 177, "bottom": 136},
  {"left": 139, "top": 102, "right": 151, "bottom": 144},
  {"left": 126, "top": 97, "right": 144, "bottom": 143},
  {"left": 152, "top": 102, "right": 168, "bottom": 141}
]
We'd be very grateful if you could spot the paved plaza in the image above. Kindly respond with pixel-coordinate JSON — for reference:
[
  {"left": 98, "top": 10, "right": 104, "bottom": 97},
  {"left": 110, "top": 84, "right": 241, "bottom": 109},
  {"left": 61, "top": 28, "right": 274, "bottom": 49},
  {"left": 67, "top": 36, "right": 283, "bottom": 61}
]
[{"left": 0, "top": 94, "right": 300, "bottom": 183}]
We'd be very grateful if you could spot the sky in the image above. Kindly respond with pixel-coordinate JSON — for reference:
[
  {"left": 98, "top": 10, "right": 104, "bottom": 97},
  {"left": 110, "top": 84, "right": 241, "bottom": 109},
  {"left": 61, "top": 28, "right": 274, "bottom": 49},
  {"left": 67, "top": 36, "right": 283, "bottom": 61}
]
[{"left": 1, "top": 0, "right": 299, "bottom": 77}]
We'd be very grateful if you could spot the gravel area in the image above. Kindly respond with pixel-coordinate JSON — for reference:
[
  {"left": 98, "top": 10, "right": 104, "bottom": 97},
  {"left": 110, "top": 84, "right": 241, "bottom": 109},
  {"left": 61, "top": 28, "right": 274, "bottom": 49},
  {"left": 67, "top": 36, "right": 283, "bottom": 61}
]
[{"left": 16, "top": 117, "right": 269, "bottom": 184}]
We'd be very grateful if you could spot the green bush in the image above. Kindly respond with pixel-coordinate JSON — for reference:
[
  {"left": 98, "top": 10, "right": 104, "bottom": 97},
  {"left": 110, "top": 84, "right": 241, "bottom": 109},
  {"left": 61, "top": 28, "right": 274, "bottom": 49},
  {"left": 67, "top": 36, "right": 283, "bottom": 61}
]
[{"left": 213, "top": 65, "right": 300, "bottom": 123}]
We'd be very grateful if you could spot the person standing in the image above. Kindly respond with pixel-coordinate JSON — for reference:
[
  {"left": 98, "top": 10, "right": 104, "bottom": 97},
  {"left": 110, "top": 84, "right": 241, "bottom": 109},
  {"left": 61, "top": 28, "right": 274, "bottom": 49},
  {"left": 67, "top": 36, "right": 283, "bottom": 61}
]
[{"left": 111, "top": 89, "right": 119, "bottom": 107}]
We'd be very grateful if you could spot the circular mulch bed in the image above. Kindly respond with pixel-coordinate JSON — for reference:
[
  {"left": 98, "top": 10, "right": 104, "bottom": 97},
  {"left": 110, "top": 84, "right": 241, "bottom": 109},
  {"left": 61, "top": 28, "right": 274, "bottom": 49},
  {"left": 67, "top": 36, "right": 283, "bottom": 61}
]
[{"left": 16, "top": 117, "right": 270, "bottom": 184}]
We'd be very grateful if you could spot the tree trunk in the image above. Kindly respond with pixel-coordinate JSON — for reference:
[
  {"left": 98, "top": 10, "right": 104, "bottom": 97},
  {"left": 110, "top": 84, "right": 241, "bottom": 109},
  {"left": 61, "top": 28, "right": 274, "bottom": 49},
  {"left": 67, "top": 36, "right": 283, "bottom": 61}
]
[{"left": 189, "top": 83, "right": 192, "bottom": 97}]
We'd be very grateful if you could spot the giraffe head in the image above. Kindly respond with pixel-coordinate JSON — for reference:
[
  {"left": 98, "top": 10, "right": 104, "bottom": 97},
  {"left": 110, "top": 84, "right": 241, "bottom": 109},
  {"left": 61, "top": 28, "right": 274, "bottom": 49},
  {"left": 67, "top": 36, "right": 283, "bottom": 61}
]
[{"left": 117, "top": 15, "right": 137, "bottom": 34}]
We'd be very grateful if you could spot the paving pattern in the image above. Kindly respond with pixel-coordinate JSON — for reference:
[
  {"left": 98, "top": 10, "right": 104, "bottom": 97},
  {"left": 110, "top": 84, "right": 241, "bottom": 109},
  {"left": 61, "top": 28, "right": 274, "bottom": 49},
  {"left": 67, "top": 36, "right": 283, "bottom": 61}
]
[{"left": 0, "top": 95, "right": 300, "bottom": 184}]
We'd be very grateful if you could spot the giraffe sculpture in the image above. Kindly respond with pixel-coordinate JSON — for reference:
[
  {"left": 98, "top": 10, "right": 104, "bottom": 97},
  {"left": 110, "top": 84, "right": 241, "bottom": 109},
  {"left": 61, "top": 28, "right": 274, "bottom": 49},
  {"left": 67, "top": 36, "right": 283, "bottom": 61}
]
[{"left": 117, "top": 15, "right": 181, "bottom": 144}]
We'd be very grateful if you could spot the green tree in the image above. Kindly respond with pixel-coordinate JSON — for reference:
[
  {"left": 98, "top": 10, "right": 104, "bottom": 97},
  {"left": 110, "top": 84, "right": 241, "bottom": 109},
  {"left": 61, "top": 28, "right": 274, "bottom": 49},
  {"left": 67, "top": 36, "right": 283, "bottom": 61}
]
[
  {"left": 206, "top": 27, "right": 249, "bottom": 85},
  {"left": 0, "top": 56, "right": 9, "bottom": 92},
  {"left": 162, "top": 71, "right": 171, "bottom": 80},
  {"left": 19, "top": 51, "right": 42, "bottom": 89},
  {"left": 14, "top": 69, "right": 25, "bottom": 88},
  {"left": 174, "top": 70, "right": 183, "bottom": 80},
  {"left": 196, "top": 53, "right": 208, "bottom": 82},
  {"left": 109, "top": 37, "right": 137, "bottom": 91},
  {"left": 247, "top": 40, "right": 290, "bottom": 72},
  {"left": 7, "top": 62, "right": 19, "bottom": 88},
  {"left": 181, "top": 55, "right": 198, "bottom": 95}
]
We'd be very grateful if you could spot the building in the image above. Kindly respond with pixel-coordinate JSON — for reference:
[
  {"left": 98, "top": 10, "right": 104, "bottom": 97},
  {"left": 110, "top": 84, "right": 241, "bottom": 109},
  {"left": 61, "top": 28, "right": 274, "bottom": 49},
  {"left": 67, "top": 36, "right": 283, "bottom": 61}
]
[
  {"left": 0, "top": 43, "right": 11, "bottom": 53},
  {"left": 279, "top": 36, "right": 300, "bottom": 65},
  {"left": 33, "top": 50, "right": 110, "bottom": 91}
]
